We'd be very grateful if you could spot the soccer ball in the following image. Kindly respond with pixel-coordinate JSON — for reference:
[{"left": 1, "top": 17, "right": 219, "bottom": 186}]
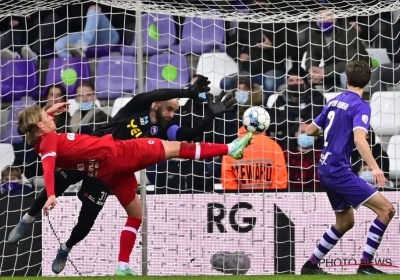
[{"left": 242, "top": 106, "right": 270, "bottom": 134}]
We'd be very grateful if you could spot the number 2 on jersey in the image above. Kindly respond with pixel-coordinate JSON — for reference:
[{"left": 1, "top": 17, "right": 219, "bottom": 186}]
[{"left": 324, "top": 111, "right": 335, "bottom": 147}]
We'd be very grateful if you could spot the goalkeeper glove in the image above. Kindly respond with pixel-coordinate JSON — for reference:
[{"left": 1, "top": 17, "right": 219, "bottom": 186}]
[{"left": 206, "top": 91, "right": 236, "bottom": 116}]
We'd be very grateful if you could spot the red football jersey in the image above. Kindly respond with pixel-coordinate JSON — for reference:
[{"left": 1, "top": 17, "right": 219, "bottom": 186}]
[{"left": 34, "top": 132, "right": 117, "bottom": 196}]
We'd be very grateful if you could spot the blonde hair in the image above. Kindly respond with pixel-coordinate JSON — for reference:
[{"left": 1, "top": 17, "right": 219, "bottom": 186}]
[
  {"left": 1, "top": 165, "right": 22, "bottom": 181},
  {"left": 17, "top": 105, "right": 43, "bottom": 145}
]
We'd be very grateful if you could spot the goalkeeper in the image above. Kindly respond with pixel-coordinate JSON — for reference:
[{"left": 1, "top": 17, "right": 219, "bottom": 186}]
[{"left": 8, "top": 75, "right": 235, "bottom": 275}]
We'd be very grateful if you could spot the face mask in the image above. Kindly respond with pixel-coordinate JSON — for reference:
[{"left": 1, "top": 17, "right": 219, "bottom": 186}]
[
  {"left": 79, "top": 101, "right": 94, "bottom": 111},
  {"left": 317, "top": 22, "right": 334, "bottom": 33},
  {"left": 287, "top": 84, "right": 306, "bottom": 95},
  {"left": 297, "top": 133, "right": 314, "bottom": 148},
  {"left": 0, "top": 182, "right": 22, "bottom": 194},
  {"left": 359, "top": 171, "right": 374, "bottom": 183},
  {"left": 198, "top": 92, "right": 207, "bottom": 100},
  {"left": 235, "top": 90, "right": 249, "bottom": 105}
]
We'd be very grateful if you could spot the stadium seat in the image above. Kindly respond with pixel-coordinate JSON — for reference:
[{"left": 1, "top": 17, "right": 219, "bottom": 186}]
[
  {"left": 111, "top": 97, "right": 132, "bottom": 117},
  {"left": 370, "top": 91, "right": 400, "bottom": 136},
  {"left": 95, "top": 56, "right": 137, "bottom": 99},
  {"left": 0, "top": 99, "right": 36, "bottom": 144},
  {"left": 45, "top": 57, "right": 90, "bottom": 97},
  {"left": 267, "top": 94, "right": 280, "bottom": 108},
  {"left": 323, "top": 92, "right": 340, "bottom": 102},
  {"left": 0, "top": 143, "right": 14, "bottom": 171},
  {"left": 386, "top": 135, "right": 400, "bottom": 180},
  {"left": 144, "top": 54, "right": 189, "bottom": 92},
  {"left": 0, "top": 59, "right": 38, "bottom": 102},
  {"left": 122, "top": 13, "right": 177, "bottom": 56},
  {"left": 170, "top": 13, "right": 225, "bottom": 54},
  {"left": 196, "top": 52, "right": 239, "bottom": 96},
  {"left": 68, "top": 98, "right": 101, "bottom": 117}
]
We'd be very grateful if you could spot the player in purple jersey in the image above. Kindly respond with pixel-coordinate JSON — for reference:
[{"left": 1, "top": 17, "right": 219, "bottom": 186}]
[{"left": 300, "top": 61, "right": 395, "bottom": 275}]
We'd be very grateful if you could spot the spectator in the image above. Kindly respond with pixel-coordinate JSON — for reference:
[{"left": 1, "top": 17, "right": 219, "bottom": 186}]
[
  {"left": 42, "top": 84, "right": 70, "bottom": 132},
  {"left": 222, "top": 0, "right": 296, "bottom": 102},
  {"left": 355, "top": 161, "right": 392, "bottom": 189},
  {"left": 0, "top": 8, "right": 67, "bottom": 59},
  {"left": 267, "top": 66, "right": 325, "bottom": 150},
  {"left": 69, "top": 80, "right": 108, "bottom": 134},
  {"left": 0, "top": 166, "right": 32, "bottom": 196},
  {"left": 215, "top": 76, "right": 263, "bottom": 145},
  {"left": 211, "top": 76, "right": 263, "bottom": 180},
  {"left": 284, "top": 122, "right": 323, "bottom": 191},
  {"left": 351, "top": 128, "right": 389, "bottom": 180},
  {"left": 305, "top": 9, "right": 370, "bottom": 91},
  {"left": 234, "top": 76, "right": 264, "bottom": 119},
  {"left": 221, "top": 122, "right": 287, "bottom": 191},
  {"left": 54, "top": 5, "right": 120, "bottom": 58}
]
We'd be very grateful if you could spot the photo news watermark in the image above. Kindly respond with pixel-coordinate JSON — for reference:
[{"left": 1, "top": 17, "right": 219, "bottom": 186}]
[{"left": 320, "top": 258, "right": 399, "bottom": 268}]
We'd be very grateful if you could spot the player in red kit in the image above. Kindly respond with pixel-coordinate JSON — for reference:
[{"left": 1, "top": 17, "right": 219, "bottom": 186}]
[{"left": 17, "top": 103, "right": 252, "bottom": 270}]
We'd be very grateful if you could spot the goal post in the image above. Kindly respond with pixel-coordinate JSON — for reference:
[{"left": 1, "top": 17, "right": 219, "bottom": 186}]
[{"left": 0, "top": 0, "right": 400, "bottom": 277}]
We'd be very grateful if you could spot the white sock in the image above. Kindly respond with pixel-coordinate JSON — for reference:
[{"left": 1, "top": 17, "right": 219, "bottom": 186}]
[
  {"left": 118, "top": 261, "right": 130, "bottom": 270},
  {"left": 22, "top": 213, "right": 35, "bottom": 223},
  {"left": 227, "top": 143, "right": 235, "bottom": 154},
  {"left": 61, "top": 243, "right": 71, "bottom": 252}
]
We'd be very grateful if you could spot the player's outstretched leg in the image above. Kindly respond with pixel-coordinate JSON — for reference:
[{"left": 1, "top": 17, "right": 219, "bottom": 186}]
[
  {"left": 7, "top": 188, "right": 47, "bottom": 243},
  {"left": 301, "top": 207, "right": 354, "bottom": 275},
  {"left": 172, "top": 133, "right": 253, "bottom": 161},
  {"left": 357, "top": 192, "right": 395, "bottom": 275}
]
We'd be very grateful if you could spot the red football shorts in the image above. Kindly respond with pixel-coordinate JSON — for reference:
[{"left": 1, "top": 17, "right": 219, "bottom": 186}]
[{"left": 108, "top": 138, "right": 166, "bottom": 207}]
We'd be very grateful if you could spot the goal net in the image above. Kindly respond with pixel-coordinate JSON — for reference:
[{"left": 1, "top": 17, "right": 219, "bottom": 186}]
[{"left": 0, "top": 0, "right": 400, "bottom": 277}]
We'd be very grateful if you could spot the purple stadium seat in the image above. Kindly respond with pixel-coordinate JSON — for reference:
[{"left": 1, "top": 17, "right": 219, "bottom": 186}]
[
  {"left": 0, "top": 59, "right": 38, "bottom": 102},
  {"left": 95, "top": 56, "right": 137, "bottom": 99},
  {"left": 122, "top": 13, "right": 177, "bottom": 56},
  {"left": 0, "top": 99, "right": 36, "bottom": 144},
  {"left": 170, "top": 14, "right": 225, "bottom": 54},
  {"left": 144, "top": 54, "right": 189, "bottom": 92},
  {"left": 86, "top": 45, "right": 121, "bottom": 58},
  {"left": 45, "top": 57, "right": 90, "bottom": 97}
]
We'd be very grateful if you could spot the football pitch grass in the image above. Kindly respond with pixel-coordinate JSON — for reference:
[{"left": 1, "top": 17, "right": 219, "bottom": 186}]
[{"left": 3, "top": 275, "right": 399, "bottom": 280}]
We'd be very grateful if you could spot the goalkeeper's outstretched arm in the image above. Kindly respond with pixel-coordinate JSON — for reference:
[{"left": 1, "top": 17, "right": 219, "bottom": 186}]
[
  {"left": 167, "top": 91, "right": 235, "bottom": 142},
  {"left": 114, "top": 76, "right": 211, "bottom": 120}
]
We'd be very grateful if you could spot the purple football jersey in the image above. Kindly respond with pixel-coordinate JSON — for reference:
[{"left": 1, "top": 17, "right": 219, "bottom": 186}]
[{"left": 313, "top": 90, "right": 371, "bottom": 176}]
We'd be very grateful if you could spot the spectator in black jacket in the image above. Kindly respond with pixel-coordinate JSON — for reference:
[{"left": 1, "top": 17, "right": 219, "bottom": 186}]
[
  {"left": 369, "top": 18, "right": 400, "bottom": 94},
  {"left": 267, "top": 66, "right": 325, "bottom": 150},
  {"left": 221, "top": 0, "right": 297, "bottom": 103}
]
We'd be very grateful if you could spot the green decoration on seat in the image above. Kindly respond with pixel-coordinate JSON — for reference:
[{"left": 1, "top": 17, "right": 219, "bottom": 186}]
[
  {"left": 161, "top": 65, "right": 178, "bottom": 82},
  {"left": 61, "top": 68, "right": 78, "bottom": 86},
  {"left": 148, "top": 24, "right": 160, "bottom": 40},
  {"left": 371, "top": 58, "right": 379, "bottom": 67}
]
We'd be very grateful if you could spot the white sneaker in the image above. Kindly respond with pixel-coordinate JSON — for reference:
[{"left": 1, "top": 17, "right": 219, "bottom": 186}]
[
  {"left": 21, "top": 46, "right": 38, "bottom": 60},
  {"left": 0, "top": 48, "right": 19, "bottom": 60},
  {"left": 67, "top": 42, "right": 87, "bottom": 58}
]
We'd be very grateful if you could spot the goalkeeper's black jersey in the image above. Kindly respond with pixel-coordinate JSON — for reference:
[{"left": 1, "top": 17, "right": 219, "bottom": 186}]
[
  {"left": 91, "top": 89, "right": 212, "bottom": 142},
  {"left": 92, "top": 105, "right": 171, "bottom": 141}
]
